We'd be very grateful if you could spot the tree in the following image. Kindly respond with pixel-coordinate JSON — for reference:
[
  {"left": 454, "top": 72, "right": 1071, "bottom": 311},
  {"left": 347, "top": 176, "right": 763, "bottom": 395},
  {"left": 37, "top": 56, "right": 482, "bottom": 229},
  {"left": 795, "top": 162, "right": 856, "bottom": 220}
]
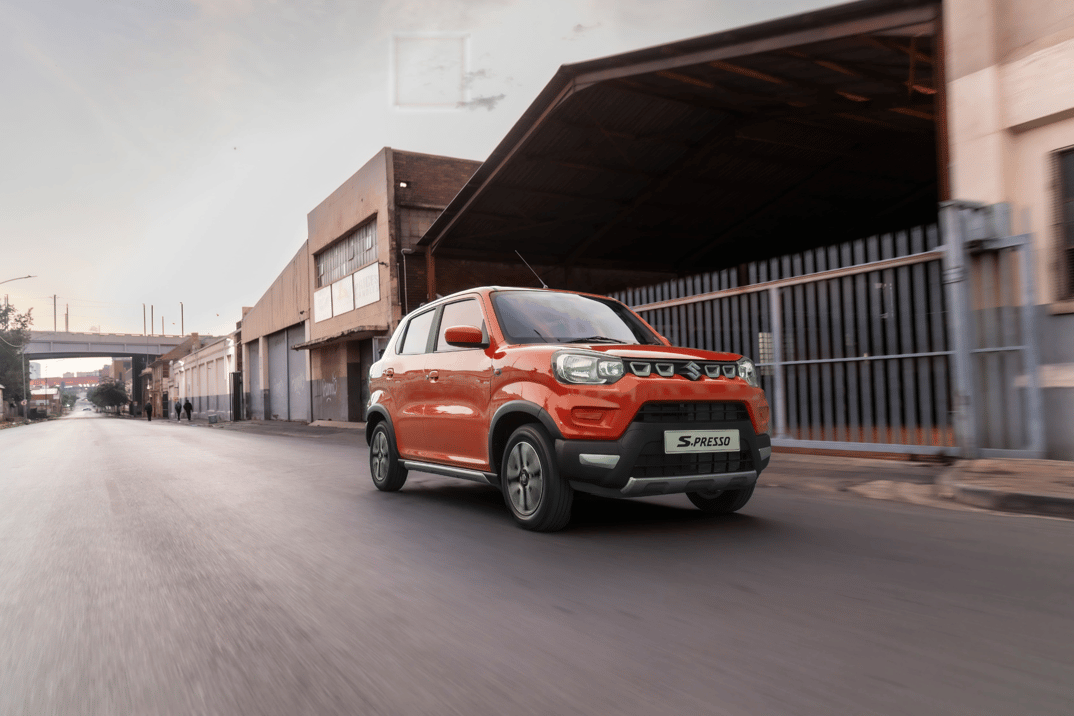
[
  {"left": 60, "top": 390, "right": 77, "bottom": 410},
  {"left": 0, "top": 303, "right": 33, "bottom": 407},
  {"left": 87, "top": 378, "right": 129, "bottom": 412}
]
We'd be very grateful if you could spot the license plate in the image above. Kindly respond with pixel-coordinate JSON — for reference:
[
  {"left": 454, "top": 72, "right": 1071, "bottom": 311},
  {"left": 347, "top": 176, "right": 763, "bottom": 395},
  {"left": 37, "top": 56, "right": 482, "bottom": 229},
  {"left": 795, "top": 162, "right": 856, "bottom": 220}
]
[{"left": 664, "top": 429, "right": 739, "bottom": 454}]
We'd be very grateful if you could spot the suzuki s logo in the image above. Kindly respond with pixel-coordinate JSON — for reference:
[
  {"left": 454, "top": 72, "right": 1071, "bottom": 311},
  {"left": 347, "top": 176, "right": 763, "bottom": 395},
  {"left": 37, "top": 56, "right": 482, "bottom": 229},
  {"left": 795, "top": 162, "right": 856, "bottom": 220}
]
[{"left": 682, "top": 362, "right": 702, "bottom": 381}]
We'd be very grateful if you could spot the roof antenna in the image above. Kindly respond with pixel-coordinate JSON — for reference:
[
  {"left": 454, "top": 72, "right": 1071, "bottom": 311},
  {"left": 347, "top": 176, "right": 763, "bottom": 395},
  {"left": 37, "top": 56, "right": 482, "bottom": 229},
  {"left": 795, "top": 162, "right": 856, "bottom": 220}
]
[{"left": 515, "top": 250, "right": 548, "bottom": 289}]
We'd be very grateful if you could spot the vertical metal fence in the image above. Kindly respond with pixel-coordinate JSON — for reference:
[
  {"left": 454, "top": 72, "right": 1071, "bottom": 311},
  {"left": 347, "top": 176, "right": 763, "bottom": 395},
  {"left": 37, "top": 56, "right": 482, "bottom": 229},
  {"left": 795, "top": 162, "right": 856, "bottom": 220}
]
[{"left": 612, "top": 224, "right": 956, "bottom": 454}]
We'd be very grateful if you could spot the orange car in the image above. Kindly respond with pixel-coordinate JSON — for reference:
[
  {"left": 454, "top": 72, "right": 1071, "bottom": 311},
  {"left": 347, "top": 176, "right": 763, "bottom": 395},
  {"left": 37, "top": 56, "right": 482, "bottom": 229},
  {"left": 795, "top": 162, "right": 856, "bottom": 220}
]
[{"left": 366, "top": 287, "right": 771, "bottom": 531}]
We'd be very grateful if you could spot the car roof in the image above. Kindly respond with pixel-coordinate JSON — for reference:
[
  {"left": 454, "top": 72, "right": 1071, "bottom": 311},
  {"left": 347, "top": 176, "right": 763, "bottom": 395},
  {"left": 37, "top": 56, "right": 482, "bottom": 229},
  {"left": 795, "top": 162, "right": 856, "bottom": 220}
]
[{"left": 413, "top": 286, "right": 615, "bottom": 313}]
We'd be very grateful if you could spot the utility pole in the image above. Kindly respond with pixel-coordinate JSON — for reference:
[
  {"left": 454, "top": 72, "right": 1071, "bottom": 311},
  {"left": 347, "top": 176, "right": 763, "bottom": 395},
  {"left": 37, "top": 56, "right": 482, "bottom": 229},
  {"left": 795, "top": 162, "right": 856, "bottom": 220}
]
[
  {"left": 53, "top": 295, "right": 57, "bottom": 331},
  {"left": 65, "top": 304, "right": 69, "bottom": 332},
  {"left": 21, "top": 349, "right": 27, "bottom": 421},
  {"left": 151, "top": 305, "right": 154, "bottom": 336},
  {"left": 180, "top": 302, "right": 184, "bottom": 336}
]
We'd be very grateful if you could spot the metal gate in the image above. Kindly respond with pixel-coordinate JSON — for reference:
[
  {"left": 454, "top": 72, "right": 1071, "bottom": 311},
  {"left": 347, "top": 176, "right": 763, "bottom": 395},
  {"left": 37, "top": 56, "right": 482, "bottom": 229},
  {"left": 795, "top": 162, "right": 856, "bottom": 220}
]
[
  {"left": 941, "top": 202, "right": 1045, "bottom": 458},
  {"left": 613, "top": 208, "right": 1043, "bottom": 457},
  {"left": 264, "top": 324, "right": 310, "bottom": 422}
]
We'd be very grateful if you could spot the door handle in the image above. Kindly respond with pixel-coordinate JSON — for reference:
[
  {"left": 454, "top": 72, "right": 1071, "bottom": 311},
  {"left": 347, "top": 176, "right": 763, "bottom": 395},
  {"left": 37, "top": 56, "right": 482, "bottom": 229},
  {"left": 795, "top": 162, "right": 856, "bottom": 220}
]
[
  {"left": 427, "top": 370, "right": 439, "bottom": 381},
  {"left": 384, "top": 368, "right": 394, "bottom": 377}
]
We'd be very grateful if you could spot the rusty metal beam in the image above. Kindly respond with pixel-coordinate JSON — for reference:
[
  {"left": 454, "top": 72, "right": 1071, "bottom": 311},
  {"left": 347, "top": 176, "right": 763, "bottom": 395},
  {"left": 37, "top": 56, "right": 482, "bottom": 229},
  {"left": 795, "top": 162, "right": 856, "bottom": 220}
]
[
  {"left": 571, "top": 4, "right": 940, "bottom": 90},
  {"left": 859, "top": 34, "right": 933, "bottom": 65}
]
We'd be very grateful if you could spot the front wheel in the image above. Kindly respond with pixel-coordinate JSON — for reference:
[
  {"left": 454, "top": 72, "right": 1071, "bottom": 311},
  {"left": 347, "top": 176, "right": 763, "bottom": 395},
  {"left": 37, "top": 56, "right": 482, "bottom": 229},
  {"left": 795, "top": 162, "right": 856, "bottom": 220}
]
[
  {"left": 501, "top": 424, "right": 572, "bottom": 532},
  {"left": 687, "top": 484, "right": 755, "bottom": 514},
  {"left": 369, "top": 422, "right": 408, "bottom": 492}
]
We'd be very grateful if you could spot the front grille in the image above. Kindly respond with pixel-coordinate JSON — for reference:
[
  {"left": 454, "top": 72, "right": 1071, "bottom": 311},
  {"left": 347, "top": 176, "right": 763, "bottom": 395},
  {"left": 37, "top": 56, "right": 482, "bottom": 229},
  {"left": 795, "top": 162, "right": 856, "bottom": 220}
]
[
  {"left": 633, "top": 401, "right": 749, "bottom": 424},
  {"left": 632, "top": 444, "right": 754, "bottom": 478},
  {"left": 627, "top": 359, "right": 738, "bottom": 380}
]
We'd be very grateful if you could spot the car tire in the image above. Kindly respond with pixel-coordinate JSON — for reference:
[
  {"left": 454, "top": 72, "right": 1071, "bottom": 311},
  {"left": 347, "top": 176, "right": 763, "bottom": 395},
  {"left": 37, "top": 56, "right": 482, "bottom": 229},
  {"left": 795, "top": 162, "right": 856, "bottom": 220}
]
[
  {"left": 369, "top": 422, "right": 408, "bottom": 492},
  {"left": 501, "top": 423, "right": 572, "bottom": 532},
  {"left": 687, "top": 484, "right": 755, "bottom": 514}
]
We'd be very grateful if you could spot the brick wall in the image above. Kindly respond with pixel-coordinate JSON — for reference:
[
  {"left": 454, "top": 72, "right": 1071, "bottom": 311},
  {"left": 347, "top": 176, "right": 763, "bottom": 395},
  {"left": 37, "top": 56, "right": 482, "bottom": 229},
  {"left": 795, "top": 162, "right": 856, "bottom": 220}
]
[{"left": 392, "top": 151, "right": 481, "bottom": 208}]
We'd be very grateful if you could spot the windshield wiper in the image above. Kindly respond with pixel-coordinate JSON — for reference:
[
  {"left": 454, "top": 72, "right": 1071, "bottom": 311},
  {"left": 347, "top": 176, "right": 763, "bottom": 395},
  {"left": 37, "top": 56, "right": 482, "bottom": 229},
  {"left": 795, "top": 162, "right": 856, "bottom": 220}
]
[{"left": 565, "top": 335, "right": 628, "bottom": 344}]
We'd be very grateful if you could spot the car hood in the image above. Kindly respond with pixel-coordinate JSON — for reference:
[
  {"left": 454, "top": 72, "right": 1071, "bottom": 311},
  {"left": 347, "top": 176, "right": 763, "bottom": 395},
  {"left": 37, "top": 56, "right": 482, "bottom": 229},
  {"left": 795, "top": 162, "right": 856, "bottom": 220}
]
[
  {"left": 506, "top": 343, "right": 742, "bottom": 361},
  {"left": 593, "top": 344, "right": 742, "bottom": 362}
]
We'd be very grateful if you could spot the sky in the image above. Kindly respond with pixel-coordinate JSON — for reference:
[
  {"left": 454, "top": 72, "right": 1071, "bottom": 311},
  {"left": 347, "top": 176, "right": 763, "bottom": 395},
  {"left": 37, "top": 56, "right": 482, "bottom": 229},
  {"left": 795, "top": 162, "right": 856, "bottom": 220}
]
[{"left": 1, "top": 0, "right": 834, "bottom": 374}]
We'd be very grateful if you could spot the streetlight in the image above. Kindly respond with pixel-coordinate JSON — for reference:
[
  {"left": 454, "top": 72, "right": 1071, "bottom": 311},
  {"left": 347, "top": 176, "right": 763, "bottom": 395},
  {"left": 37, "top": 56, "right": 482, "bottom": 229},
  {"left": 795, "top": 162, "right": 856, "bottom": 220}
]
[{"left": 1, "top": 275, "right": 36, "bottom": 420}]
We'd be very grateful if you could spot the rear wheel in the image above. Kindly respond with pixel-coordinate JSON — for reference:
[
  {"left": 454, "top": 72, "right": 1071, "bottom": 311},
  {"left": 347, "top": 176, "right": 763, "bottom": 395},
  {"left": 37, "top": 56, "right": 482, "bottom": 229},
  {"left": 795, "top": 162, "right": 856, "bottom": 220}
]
[
  {"left": 501, "top": 424, "right": 572, "bottom": 532},
  {"left": 369, "top": 422, "right": 408, "bottom": 492},
  {"left": 687, "top": 484, "right": 755, "bottom": 514}
]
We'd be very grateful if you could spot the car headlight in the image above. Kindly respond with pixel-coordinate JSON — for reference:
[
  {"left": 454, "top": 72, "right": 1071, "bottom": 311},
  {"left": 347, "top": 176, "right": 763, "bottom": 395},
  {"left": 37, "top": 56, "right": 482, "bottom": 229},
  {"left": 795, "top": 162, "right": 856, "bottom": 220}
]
[
  {"left": 552, "top": 351, "right": 625, "bottom": 385},
  {"left": 737, "top": 357, "right": 759, "bottom": 387}
]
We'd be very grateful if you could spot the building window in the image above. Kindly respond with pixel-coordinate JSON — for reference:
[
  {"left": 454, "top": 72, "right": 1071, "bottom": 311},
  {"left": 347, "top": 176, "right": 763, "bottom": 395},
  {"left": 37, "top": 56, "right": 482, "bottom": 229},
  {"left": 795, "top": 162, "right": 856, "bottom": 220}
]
[
  {"left": 316, "top": 219, "right": 377, "bottom": 288},
  {"left": 1059, "top": 149, "right": 1074, "bottom": 300}
]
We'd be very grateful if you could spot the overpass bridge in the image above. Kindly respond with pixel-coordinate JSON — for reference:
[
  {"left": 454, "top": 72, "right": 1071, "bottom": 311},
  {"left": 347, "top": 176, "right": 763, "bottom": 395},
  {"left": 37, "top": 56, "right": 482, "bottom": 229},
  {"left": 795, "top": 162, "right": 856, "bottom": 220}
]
[
  {"left": 23, "top": 331, "right": 192, "bottom": 407},
  {"left": 23, "top": 331, "right": 187, "bottom": 361}
]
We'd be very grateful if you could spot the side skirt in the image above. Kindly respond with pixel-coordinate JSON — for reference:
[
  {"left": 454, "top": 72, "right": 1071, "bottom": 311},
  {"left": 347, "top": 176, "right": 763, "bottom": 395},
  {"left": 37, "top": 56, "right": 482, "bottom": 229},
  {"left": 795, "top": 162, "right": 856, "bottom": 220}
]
[{"left": 401, "top": 460, "right": 499, "bottom": 487}]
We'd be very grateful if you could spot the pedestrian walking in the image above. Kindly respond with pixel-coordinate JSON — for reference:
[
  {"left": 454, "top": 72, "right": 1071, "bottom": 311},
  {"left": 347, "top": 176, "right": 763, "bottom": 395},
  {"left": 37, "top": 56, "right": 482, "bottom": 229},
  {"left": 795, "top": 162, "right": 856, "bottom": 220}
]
[
  {"left": 183, "top": 399, "right": 193, "bottom": 421},
  {"left": 144, "top": 402, "right": 153, "bottom": 421},
  {"left": 174, "top": 399, "right": 182, "bottom": 420}
]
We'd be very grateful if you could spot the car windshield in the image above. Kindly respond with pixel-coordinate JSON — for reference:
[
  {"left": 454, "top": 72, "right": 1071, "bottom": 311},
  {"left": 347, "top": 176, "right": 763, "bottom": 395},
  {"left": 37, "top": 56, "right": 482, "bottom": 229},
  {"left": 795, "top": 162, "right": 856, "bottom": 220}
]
[{"left": 491, "top": 291, "right": 661, "bottom": 345}]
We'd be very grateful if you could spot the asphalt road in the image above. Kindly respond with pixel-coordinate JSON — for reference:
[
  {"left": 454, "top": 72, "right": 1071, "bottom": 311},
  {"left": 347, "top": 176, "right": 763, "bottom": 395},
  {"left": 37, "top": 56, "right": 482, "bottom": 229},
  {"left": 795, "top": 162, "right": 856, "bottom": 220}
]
[{"left": 2, "top": 414, "right": 1072, "bottom": 716}]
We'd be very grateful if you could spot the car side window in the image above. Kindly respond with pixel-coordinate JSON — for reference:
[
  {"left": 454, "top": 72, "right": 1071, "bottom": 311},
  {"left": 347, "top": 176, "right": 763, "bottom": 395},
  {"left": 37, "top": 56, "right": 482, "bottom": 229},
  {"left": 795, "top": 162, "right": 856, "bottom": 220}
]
[
  {"left": 435, "top": 299, "right": 487, "bottom": 352},
  {"left": 399, "top": 309, "right": 436, "bottom": 355}
]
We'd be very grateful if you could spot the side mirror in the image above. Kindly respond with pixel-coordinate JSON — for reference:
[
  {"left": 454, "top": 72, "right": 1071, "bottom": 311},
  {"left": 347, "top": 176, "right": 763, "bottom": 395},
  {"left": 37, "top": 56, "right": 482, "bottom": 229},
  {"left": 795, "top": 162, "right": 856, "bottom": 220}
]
[{"left": 444, "top": 325, "right": 487, "bottom": 349}]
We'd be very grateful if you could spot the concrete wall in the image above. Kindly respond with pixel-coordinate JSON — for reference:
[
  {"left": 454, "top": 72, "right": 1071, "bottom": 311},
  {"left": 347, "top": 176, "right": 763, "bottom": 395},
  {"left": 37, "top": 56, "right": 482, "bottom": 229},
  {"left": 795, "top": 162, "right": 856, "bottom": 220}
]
[
  {"left": 242, "top": 243, "right": 310, "bottom": 343},
  {"left": 307, "top": 149, "right": 394, "bottom": 341},
  {"left": 248, "top": 340, "right": 262, "bottom": 420},
  {"left": 171, "top": 336, "right": 237, "bottom": 421},
  {"left": 241, "top": 148, "right": 480, "bottom": 423},
  {"left": 946, "top": 0, "right": 1074, "bottom": 458},
  {"left": 946, "top": 0, "right": 1074, "bottom": 301}
]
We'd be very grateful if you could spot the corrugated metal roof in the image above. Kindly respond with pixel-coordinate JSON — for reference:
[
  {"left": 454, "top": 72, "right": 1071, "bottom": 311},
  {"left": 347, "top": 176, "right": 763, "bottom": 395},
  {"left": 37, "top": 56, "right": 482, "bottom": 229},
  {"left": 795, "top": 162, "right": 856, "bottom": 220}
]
[{"left": 420, "top": 0, "right": 941, "bottom": 281}]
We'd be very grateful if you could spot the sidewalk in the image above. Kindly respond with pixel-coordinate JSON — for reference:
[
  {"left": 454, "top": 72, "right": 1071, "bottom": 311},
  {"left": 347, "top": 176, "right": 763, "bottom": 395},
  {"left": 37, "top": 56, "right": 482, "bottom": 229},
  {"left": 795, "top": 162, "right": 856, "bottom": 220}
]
[
  {"left": 176, "top": 415, "right": 366, "bottom": 441},
  {"left": 764, "top": 451, "right": 1074, "bottom": 519},
  {"left": 936, "top": 459, "right": 1074, "bottom": 519}
]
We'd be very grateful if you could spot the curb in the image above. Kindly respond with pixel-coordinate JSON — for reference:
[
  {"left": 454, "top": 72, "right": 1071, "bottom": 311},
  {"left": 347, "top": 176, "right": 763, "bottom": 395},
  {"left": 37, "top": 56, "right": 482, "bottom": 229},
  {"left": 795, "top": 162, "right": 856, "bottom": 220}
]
[{"left": 936, "top": 474, "right": 1074, "bottom": 519}]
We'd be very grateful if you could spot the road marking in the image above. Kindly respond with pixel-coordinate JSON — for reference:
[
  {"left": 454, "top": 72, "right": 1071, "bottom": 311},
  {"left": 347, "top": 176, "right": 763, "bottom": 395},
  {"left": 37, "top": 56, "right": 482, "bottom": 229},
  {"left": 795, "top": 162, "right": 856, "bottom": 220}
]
[{"left": 105, "top": 479, "right": 126, "bottom": 514}]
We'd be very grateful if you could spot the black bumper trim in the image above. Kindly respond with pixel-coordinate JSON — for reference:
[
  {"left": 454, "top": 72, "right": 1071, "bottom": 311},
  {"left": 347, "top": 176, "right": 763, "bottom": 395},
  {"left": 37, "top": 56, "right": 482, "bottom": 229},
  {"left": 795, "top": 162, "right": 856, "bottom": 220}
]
[
  {"left": 557, "top": 422, "right": 770, "bottom": 492},
  {"left": 570, "top": 469, "right": 757, "bottom": 498}
]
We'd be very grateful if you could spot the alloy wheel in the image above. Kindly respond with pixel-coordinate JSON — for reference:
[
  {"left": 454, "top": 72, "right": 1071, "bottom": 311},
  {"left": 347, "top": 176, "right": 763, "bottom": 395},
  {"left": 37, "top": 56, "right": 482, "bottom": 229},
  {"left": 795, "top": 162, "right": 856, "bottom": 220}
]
[
  {"left": 371, "top": 430, "right": 389, "bottom": 483},
  {"left": 505, "top": 441, "right": 544, "bottom": 516}
]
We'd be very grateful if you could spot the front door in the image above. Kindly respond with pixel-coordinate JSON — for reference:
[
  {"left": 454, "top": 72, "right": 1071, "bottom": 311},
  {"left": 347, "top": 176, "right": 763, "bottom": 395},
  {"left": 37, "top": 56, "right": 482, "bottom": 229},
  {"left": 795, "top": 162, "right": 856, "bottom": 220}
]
[
  {"left": 421, "top": 297, "right": 493, "bottom": 470},
  {"left": 390, "top": 307, "right": 437, "bottom": 460}
]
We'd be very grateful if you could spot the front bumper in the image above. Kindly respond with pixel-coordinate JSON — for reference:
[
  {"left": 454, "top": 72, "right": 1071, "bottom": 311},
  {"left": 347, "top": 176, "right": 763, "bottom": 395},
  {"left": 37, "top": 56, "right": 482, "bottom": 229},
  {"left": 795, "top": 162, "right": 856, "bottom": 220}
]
[
  {"left": 616, "top": 470, "right": 758, "bottom": 497},
  {"left": 555, "top": 416, "right": 770, "bottom": 498}
]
